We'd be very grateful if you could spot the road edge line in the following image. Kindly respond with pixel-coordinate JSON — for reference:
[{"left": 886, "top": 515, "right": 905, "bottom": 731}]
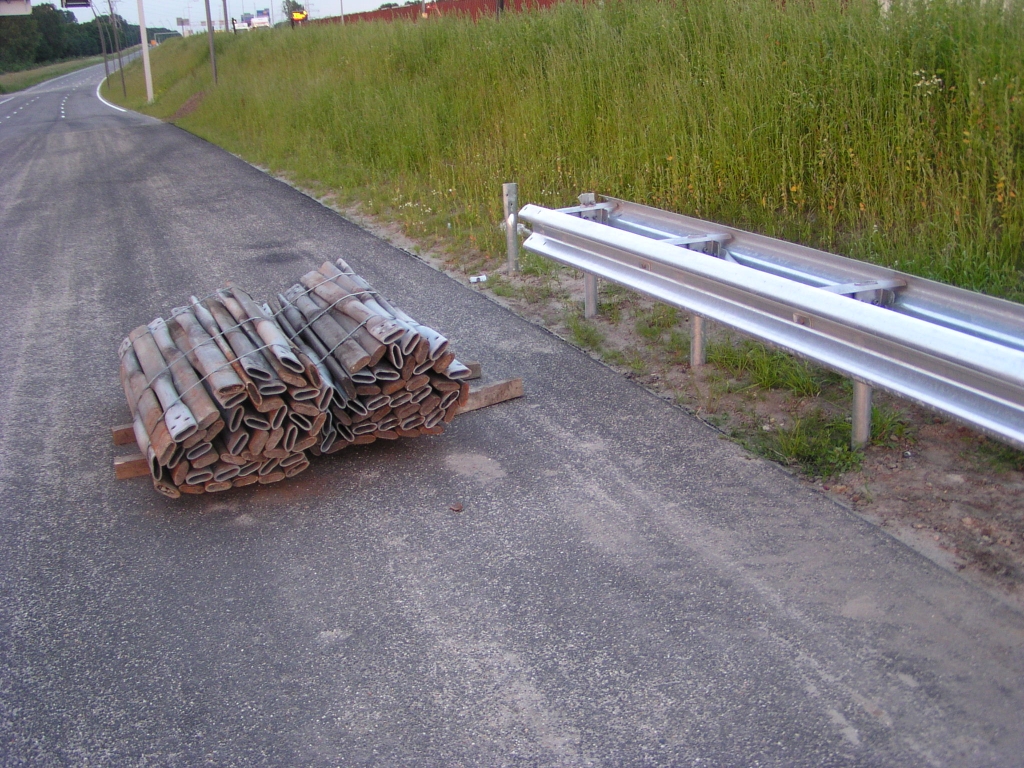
[{"left": 95, "top": 76, "right": 126, "bottom": 113}]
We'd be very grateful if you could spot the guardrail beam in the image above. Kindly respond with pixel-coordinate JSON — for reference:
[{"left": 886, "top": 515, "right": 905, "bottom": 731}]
[{"left": 519, "top": 200, "right": 1024, "bottom": 452}]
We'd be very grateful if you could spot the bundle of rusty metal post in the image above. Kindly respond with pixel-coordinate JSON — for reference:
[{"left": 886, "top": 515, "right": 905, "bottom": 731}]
[{"left": 118, "top": 259, "right": 472, "bottom": 498}]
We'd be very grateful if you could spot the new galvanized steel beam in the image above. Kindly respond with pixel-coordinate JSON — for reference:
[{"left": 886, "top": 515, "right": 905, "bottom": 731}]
[{"left": 519, "top": 199, "right": 1024, "bottom": 450}]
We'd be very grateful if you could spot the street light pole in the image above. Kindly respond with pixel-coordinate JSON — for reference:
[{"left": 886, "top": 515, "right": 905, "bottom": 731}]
[
  {"left": 136, "top": 0, "right": 154, "bottom": 103},
  {"left": 92, "top": 8, "right": 110, "bottom": 80},
  {"left": 106, "top": 0, "right": 127, "bottom": 97},
  {"left": 203, "top": 0, "right": 218, "bottom": 84}
]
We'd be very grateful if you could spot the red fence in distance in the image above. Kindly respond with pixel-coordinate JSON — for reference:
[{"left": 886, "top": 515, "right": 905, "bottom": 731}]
[{"left": 314, "top": 0, "right": 565, "bottom": 26}]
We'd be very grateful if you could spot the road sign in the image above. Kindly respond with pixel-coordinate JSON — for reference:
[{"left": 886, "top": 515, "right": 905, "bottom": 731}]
[{"left": 62, "top": 0, "right": 93, "bottom": 7}]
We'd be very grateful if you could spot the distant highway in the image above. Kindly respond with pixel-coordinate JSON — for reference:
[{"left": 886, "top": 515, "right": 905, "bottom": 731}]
[{"left": 1, "top": 62, "right": 1022, "bottom": 766}]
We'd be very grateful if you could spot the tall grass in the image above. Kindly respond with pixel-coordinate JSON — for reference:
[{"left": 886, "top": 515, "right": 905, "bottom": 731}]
[{"left": 115, "top": 0, "right": 1024, "bottom": 299}]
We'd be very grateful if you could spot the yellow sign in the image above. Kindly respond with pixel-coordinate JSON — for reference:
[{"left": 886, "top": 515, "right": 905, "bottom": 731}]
[{"left": 290, "top": 10, "right": 307, "bottom": 20}]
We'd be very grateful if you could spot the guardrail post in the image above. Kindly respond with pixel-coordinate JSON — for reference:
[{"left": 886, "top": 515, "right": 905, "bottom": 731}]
[
  {"left": 584, "top": 274, "right": 598, "bottom": 318},
  {"left": 690, "top": 315, "right": 706, "bottom": 368},
  {"left": 852, "top": 380, "right": 872, "bottom": 449},
  {"left": 503, "top": 183, "right": 519, "bottom": 273}
]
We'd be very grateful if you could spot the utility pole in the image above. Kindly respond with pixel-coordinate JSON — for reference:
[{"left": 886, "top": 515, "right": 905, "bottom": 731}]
[
  {"left": 137, "top": 0, "right": 154, "bottom": 103},
  {"left": 93, "top": 9, "right": 110, "bottom": 80},
  {"left": 221, "top": 0, "right": 229, "bottom": 38},
  {"left": 204, "top": 0, "right": 218, "bottom": 84},
  {"left": 107, "top": 0, "right": 127, "bottom": 98}
]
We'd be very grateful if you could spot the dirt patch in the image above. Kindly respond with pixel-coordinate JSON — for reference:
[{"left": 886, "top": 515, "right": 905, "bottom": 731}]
[
  {"left": 169, "top": 92, "right": 206, "bottom": 121},
  {"left": 300, "top": 187, "right": 1024, "bottom": 614}
]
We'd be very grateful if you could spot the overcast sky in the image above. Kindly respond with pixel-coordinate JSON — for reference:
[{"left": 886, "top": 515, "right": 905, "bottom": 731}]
[{"left": 62, "top": 0, "right": 381, "bottom": 37}]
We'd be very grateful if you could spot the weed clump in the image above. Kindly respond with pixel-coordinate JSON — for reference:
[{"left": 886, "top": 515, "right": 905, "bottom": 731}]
[
  {"left": 979, "top": 440, "right": 1024, "bottom": 472},
  {"left": 567, "top": 314, "right": 604, "bottom": 350},
  {"left": 707, "top": 338, "right": 839, "bottom": 397},
  {"left": 755, "top": 411, "right": 862, "bottom": 477}
]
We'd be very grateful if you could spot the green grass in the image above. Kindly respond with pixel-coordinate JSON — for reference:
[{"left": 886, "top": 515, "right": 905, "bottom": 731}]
[
  {"left": 520, "top": 251, "right": 560, "bottom": 278},
  {"left": 707, "top": 337, "right": 840, "bottom": 397},
  {"left": 598, "top": 284, "right": 631, "bottom": 324},
  {"left": 660, "top": 329, "right": 690, "bottom": 365},
  {"left": 871, "top": 404, "right": 913, "bottom": 445},
  {"left": 625, "top": 350, "right": 649, "bottom": 376},
  {"left": 108, "top": 0, "right": 1024, "bottom": 302},
  {"left": 566, "top": 314, "right": 604, "bottom": 350},
  {"left": 754, "top": 411, "right": 863, "bottom": 477},
  {"left": 635, "top": 305, "right": 679, "bottom": 342},
  {"left": 0, "top": 54, "right": 106, "bottom": 93},
  {"left": 489, "top": 275, "right": 517, "bottom": 297},
  {"left": 978, "top": 439, "right": 1024, "bottom": 471}
]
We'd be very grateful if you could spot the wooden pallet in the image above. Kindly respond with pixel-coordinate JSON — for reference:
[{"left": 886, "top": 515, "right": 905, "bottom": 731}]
[{"left": 112, "top": 361, "right": 522, "bottom": 480}]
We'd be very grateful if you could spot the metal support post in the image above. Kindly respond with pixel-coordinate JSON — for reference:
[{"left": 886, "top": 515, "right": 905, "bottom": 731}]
[
  {"left": 690, "top": 314, "right": 706, "bottom": 368},
  {"left": 584, "top": 274, "right": 598, "bottom": 319},
  {"left": 852, "top": 380, "right": 872, "bottom": 449},
  {"left": 503, "top": 182, "right": 519, "bottom": 273}
]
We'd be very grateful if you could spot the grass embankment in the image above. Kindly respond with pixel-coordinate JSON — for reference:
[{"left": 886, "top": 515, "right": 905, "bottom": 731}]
[
  {"left": 0, "top": 55, "right": 107, "bottom": 94},
  {"left": 108, "top": 1, "right": 1024, "bottom": 475},
  {"left": 110, "top": 0, "right": 1023, "bottom": 299}
]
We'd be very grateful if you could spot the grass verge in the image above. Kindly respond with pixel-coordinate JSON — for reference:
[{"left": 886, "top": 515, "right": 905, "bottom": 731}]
[
  {"left": 109, "top": 0, "right": 1024, "bottom": 301},
  {"left": 1, "top": 55, "right": 106, "bottom": 94}
]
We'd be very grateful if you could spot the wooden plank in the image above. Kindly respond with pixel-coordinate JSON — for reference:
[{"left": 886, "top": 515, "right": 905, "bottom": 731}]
[
  {"left": 464, "top": 361, "right": 482, "bottom": 381},
  {"left": 460, "top": 378, "right": 524, "bottom": 414},
  {"left": 111, "top": 423, "right": 135, "bottom": 446},
  {"left": 114, "top": 453, "right": 150, "bottom": 480}
]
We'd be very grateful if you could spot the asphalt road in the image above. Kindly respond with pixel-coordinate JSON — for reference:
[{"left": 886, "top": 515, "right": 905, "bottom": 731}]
[{"left": 1, "top": 64, "right": 1023, "bottom": 767}]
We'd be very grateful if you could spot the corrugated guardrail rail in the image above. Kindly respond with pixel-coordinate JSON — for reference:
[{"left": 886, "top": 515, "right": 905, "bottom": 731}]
[{"left": 518, "top": 194, "right": 1024, "bottom": 450}]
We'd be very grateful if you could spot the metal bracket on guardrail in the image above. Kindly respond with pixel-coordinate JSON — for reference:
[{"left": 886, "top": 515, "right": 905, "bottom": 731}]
[{"left": 519, "top": 193, "right": 1024, "bottom": 452}]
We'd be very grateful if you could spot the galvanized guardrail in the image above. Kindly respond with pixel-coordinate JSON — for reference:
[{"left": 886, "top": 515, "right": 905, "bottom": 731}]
[{"left": 516, "top": 193, "right": 1024, "bottom": 451}]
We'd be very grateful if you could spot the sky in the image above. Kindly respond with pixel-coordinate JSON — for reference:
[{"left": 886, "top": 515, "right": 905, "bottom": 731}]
[{"left": 61, "top": 0, "right": 380, "bottom": 36}]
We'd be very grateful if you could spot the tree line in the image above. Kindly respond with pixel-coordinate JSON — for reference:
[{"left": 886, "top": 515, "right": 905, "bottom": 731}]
[{"left": 0, "top": 4, "right": 176, "bottom": 72}]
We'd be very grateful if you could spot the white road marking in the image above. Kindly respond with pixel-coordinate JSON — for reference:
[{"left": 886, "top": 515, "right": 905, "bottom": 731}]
[{"left": 95, "top": 78, "right": 126, "bottom": 112}]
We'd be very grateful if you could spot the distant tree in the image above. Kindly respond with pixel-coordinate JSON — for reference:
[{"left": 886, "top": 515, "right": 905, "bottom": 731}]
[
  {"left": 0, "top": 6, "right": 143, "bottom": 72},
  {"left": 96, "top": 13, "right": 141, "bottom": 49},
  {"left": 32, "top": 4, "right": 70, "bottom": 63},
  {"left": 378, "top": 2, "right": 398, "bottom": 8},
  {"left": 282, "top": 0, "right": 305, "bottom": 17},
  {"left": 63, "top": 19, "right": 102, "bottom": 57},
  {"left": 0, "top": 16, "right": 41, "bottom": 71}
]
